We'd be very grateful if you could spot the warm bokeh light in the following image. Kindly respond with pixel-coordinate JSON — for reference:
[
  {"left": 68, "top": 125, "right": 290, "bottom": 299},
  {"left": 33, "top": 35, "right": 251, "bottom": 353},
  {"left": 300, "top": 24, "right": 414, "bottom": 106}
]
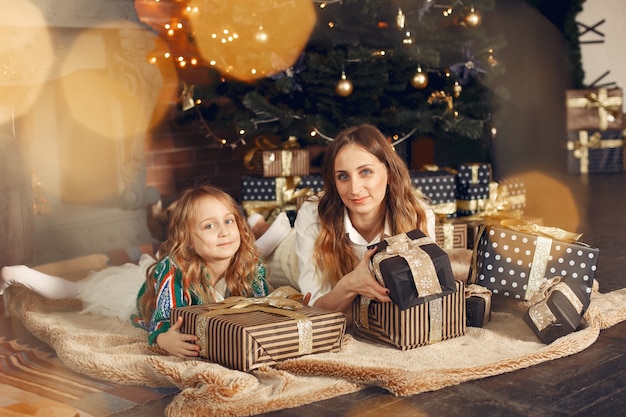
[
  {"left": 59, "top": 22, "right": 173, "bottom": 140},
  {"left": 187, "top": 0, "right": 316, "bottom": 82},
  {"left": 0, "top": 0, "right": 54, "bottom": 126},
  {"left": 515, "top": 170, "right": 580, "bottom": 232}
]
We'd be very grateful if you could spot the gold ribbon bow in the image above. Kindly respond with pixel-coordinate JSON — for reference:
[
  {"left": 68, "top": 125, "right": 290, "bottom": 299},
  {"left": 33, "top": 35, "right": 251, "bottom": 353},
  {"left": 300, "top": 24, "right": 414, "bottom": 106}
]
[
  {"left": 458, "top": 181, "right": 524, "bottom": 219},
  {"left": 567, "top": 131, "right": 625, "bottom": 174},
  {"left": 372, "top": 234, "right": 443, "bottom": 300},
  {"left": 499, "top": 219, "right": 582, "bottom": 243},
  {"left": 420, "top": 164, "right": 458, "bottom": 175},
  {"left": 243, "top": 176, "right": 312, "bottom": 221},
  {"left": 527, "top": 276, "right": 585, "bottom": 331},
  {"left": 194, "top": 286, "right": 313, "bottom": 358},
  {"left": 567, "top": 88, "right": 622, "bottom": 131},
  {"left": 465, "top": 284, "right": 492, "bottom": 325}
]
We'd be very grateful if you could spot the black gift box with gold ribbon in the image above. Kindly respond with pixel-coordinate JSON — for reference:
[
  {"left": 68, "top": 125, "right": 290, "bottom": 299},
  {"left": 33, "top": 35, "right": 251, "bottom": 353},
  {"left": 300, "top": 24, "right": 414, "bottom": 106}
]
[
  {"left": 368, "top": 229, "right": 456, "bottom": 310},
  {"left": 522, "top": 276, "right": 591, "bottom": 344},
  {"left": 171, "top": 288, "right": 346, "bottom": 372},
  {"left": 469, "top": 222, "right": 598, "bottom": 301},
  {"left": 465, "top": 284, "right": 492, "bottom": 328},
  {"left": 566, "top": 130, "right": 624, "bottom": 174}
]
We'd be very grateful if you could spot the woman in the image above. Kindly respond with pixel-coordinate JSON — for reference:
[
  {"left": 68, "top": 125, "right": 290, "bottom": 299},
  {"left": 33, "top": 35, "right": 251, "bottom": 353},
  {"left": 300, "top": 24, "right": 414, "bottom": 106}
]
[{"left": 295, "top": 124, "right": 435, "bottom": 312}]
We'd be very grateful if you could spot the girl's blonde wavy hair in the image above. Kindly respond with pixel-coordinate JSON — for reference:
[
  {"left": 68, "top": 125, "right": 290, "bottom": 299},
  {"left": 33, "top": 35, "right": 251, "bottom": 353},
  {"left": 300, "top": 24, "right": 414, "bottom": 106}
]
[{"left": 138, "top": 184, "right": 260, "bottom": 322}]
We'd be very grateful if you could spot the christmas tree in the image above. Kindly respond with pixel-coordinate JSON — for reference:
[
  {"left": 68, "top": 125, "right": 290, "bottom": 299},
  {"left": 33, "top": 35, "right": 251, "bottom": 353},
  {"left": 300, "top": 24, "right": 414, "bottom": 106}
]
[{"left": 175, "top": 0, "right": 508, "bottom": 168}]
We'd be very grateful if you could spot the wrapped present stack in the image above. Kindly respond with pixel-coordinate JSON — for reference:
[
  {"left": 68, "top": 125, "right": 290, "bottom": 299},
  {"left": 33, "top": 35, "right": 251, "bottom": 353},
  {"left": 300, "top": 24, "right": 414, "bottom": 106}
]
[
  {"left": 241, "top": 136, "right": 320, "bottom": 221},
  {"left": 353, "top": 228, "right": 466, "bottom": 350},
  {"left": 565, "top": 87, "right": 625, "bottom": 174}
]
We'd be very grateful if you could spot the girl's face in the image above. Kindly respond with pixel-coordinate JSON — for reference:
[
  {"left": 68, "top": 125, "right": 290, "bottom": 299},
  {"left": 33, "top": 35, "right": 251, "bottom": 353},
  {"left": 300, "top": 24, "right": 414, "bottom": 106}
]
[
  {"left": 189, "top": 196, "right": 241, "bottom": 266},
  {"left": 333, "top": 143, "right": 388, "bottom": 218}
]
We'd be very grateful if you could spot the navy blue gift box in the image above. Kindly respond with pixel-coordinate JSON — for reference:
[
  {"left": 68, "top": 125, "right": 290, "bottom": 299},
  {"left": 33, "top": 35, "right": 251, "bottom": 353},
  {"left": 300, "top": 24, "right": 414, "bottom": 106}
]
[
  {"left": 456, "top": 163, "right": 493, "bottom": 216},
  {"left": 566, "top": 130, "right": 624, "bottom": 174},
  {"left": 410, "top": 170, "right": 456, "bottom": 216}
]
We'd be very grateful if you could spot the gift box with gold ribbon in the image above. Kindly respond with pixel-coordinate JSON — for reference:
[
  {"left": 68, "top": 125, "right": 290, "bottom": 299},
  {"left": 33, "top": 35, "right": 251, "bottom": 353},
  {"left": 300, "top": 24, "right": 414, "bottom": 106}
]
[
  {"left": 352, "top": 280, "right": 466, "bottom": 351},
  {"left": 242, "top": 176, "right": 312, "bottom": 221},
  {"left": 469, "top": 220, "right": 598, "bottom": 301},
  {"left": 465, "top": 284, "right": 492, "bottom": 327},
  {"left": 171, "top": 287, "right": 346, "bottom": 371},
  {"left": 243, "top": 136, "right": 310, "bottom": 178},
  {"left": 566, "top": 130, "right": 624, "bottom": 174},
  {"left": 522, "top": 276, "right": 591, "bottom": 344},
  {"left": 369, "top": 228, "right": 457, "bottom": 310},
  {"left": 410, "top": 168, "right": 457, "bottom": 216},
  {"left": 455, "top": 163, "right": 493, "bottom": 216},
  {"left": 566, "top": 87, "right": 623, "bottom": 131}
]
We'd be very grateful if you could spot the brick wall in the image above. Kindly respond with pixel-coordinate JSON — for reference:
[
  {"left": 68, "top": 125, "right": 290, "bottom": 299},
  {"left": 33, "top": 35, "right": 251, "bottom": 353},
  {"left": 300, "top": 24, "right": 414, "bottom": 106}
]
[{"left": 145, "top": 115, "right": 249, "bottom": 202}]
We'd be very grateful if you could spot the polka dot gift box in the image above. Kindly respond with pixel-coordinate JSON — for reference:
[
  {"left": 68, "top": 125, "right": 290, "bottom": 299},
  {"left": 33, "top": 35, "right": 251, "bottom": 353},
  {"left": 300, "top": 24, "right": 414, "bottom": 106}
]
[
  {"left": 469, "top": 223, "right": 598, "bottom": 301},
  {"left": 410, "top": 169, "right": 457, "bottom": 216},
  {"left": 456, "top": 163, "right": 493, "bottom": 216}
]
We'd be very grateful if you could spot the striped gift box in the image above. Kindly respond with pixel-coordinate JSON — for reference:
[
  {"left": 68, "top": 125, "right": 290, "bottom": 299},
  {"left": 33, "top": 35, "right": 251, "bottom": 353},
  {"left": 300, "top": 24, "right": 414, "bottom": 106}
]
[
  {"left": 352, "top": 280, "right": 466, "bottom": 351},
  {"left": 171, "top": 304, "right": 346, "bottom": 372},
  {"left": 435, "top": 222, "right": 468, "bottom": 249},
  {"left": 247, "top": 149, "right": 310, "bottom": 177}
]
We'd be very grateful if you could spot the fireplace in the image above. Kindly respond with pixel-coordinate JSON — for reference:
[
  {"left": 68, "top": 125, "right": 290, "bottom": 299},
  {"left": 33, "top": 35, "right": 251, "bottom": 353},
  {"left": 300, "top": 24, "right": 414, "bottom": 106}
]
[{"left": 4, "top": 0, "right": 164, "bottom": 264}]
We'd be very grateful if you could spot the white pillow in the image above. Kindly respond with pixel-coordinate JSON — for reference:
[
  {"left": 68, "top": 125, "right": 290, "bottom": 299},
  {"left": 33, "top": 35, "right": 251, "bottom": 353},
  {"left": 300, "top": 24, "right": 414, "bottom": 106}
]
[{"left": 265, "top": 229, "right": 300, "bottom": 291}]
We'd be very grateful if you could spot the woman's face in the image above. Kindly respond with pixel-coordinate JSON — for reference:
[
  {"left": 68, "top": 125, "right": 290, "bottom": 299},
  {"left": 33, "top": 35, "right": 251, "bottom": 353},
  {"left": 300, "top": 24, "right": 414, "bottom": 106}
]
[
  {"left": 333, "top": 143, "right": 388, "bottom": 218},
  {"left": 189, "top": 196, "right": 241, "bottom": 266}
]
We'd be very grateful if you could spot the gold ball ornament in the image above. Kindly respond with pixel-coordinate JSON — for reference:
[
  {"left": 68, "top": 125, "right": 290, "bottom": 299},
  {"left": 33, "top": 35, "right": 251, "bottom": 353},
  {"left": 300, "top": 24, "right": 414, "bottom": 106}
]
[
  {"left": 465, "top": 8, "right": 481, "bottom": 27},
  {"left": 335, "top": 73, "right": 353, "bottom": 97},
  {"left": 410, "top": 70, "right": 429, "bottom": 89}
]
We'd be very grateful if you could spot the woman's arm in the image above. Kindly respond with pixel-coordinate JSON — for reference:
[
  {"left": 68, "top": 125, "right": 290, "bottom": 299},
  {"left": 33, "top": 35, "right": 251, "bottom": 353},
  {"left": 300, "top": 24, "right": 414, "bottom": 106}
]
[{"left": 295, "top": 201, "right": 390, "bottom": 312}]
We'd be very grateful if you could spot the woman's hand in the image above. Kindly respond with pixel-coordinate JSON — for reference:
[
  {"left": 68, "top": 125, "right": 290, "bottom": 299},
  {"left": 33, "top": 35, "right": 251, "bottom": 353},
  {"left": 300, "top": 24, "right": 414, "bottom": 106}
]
[
  {"left": 156, "top": 316, "right": 200, "bottom": 358},
  {"left": 346, "top": 247, "right": 391, "bottom": 303}
]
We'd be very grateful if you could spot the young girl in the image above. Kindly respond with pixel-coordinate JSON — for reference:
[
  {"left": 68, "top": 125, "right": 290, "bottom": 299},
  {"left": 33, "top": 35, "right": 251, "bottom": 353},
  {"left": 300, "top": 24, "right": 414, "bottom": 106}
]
[
  {"left": 1, "top": 185, "right": 285, "bottom": 357},
  {"left": 131, "top": 184, "right": 271, "bottom": 357}
]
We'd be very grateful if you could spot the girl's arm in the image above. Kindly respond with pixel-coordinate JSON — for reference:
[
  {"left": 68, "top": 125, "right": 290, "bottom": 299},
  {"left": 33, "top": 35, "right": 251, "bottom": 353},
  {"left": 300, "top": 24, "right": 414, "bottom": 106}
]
[{"left": 145, "top": 259, "right": 200, "bottom": 357}]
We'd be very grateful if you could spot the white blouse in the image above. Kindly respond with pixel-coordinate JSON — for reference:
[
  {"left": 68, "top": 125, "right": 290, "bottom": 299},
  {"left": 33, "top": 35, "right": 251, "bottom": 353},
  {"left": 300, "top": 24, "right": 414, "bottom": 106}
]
[{"left": 294, "top": 198, "right": 436, "bottom": 305}]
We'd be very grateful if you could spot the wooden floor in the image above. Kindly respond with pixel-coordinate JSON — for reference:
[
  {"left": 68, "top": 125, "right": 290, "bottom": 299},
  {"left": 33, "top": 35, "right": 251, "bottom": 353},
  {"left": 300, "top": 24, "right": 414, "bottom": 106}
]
[{"left": 1, "top": 171, "right": 625, "bottom": 417}]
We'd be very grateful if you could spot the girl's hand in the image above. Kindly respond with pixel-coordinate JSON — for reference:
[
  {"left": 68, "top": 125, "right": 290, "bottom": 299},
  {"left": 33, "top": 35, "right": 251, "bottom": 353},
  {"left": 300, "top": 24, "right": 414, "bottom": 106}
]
[
  {"left": 347, "top": 247, "right": 391, "bottom": 303},
  {"left": 156, "top": 316, "right": 200, "bottom": 358}
]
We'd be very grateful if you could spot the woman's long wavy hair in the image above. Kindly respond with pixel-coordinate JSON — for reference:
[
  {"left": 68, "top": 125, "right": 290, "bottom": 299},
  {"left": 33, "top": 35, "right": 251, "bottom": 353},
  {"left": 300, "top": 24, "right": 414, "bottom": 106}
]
[
  {"left": 314, "top": 124, "right": 428, "bottom": 288},
  {"left": 138, "top": 184, "right": 260, "bottom": 322}
]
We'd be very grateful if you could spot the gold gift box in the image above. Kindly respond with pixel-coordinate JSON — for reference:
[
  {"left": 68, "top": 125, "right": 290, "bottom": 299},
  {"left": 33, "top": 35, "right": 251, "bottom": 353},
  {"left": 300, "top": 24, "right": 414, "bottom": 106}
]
[
  {"left": 172, "top": 302, "right": 346, "bottom": 371},
  {"left": 352, "top": 280, "right": 466, "bottom": 351}
]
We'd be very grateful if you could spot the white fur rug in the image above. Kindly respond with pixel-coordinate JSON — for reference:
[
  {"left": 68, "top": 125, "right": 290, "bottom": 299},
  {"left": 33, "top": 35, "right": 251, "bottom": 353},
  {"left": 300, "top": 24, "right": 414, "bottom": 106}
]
[{"left": 5, "top": 279, "right": 626, "bottom": 417}]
